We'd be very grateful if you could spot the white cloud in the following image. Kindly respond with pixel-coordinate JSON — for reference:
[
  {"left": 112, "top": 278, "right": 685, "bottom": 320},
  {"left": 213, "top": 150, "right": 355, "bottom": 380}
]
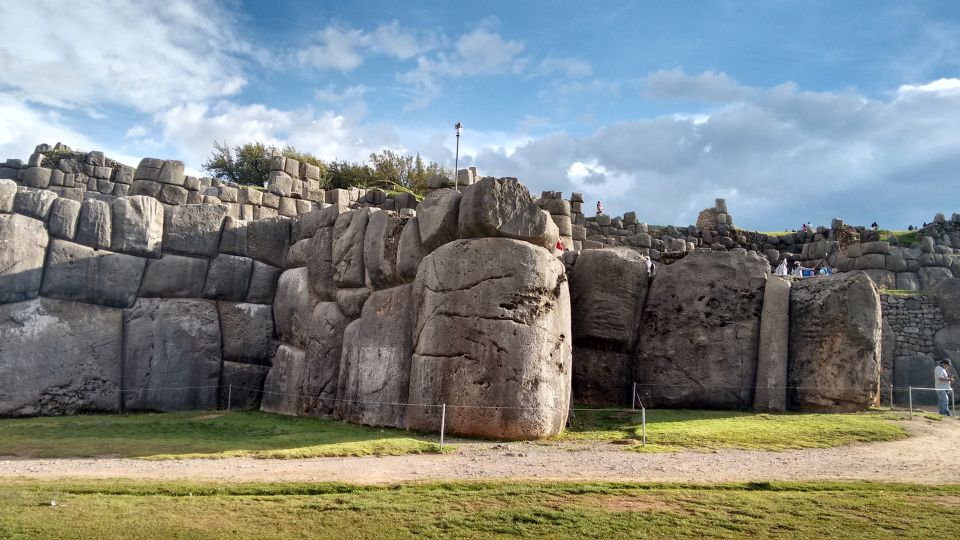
[
  {"left": 0, "top": 0, "right": 249, "bottom": 113},
  {"left": 298, "top": 21, "right": 440, "bottom": 71},
  {"left": 897, "top": 78, "right": 960, "bottom": 98},
  {"left": 314, "top": 84, "right": 370, "bottom": 103},
  {"left": 534, "top": 56, "right": 592, "bottom": 78},
  {"left": 643, "top": 68, "right": 754, "bottom": 103}
]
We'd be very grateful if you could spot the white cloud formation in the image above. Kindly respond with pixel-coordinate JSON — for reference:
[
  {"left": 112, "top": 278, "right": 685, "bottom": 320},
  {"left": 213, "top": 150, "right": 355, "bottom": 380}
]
[
  {"left": 534, "top": 56, "right": 592, "bottom": 78},
  {"left": 643, "top": 68, "right": 754, "bottom": 103},
  {"left": 314, "top": 84, "right": 370, "bottom": 103},
  {"left": 0, "top": 0, "right": 249, "bottom": 113},
  {"left": 298, "top": 21, "right": 440, "bottom": 71}
]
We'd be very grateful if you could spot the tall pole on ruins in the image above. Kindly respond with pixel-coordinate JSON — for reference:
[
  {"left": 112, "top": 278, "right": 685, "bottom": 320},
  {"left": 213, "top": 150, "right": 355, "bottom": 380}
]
[{"left": 454, "top": 121, "right": 462, "bottom": 192}]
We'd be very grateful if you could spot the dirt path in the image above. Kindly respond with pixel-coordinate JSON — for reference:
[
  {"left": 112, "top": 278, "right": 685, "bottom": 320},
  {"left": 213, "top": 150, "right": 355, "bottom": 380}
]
[{"left": 2, "top": 418, "right": 958, "bottom": 485}]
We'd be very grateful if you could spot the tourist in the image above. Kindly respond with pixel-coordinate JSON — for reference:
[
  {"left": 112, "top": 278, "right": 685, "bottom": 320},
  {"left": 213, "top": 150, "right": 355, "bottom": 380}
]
[
  {"left": 871, "top": 221, "right": 879, "bottom": 231},
  {"left": 775, "top": 259, "right": 789, "bottom": 276},
  {"left": 908, "top": 225, "right": 914, "bottom": 231},
  {"left": 792, "top": 261, "right": 803, "bottom": 277},
  {"left": 596, "top": 201, "right": 604, "bottom": 215},
  {"left": 646, "top": 258, "right": 656, "bottom": 276},
  {"left": 935, "top": 359, "right": 954, "bottom": 416},
  {"left": 555, "top": 238, "right": 565, "bottom": 252}
]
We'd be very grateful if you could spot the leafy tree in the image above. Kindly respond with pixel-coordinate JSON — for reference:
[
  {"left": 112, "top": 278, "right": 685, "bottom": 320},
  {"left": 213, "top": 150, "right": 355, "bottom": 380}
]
[
  {"left": 325, "top": 160, "right": 376, "bottom": 189},
  {"left": 368, "top": 149, "right": 448, "bottom": 196},
  {"left": 203, "top": 141, "right": 273, "bottom": 186}
]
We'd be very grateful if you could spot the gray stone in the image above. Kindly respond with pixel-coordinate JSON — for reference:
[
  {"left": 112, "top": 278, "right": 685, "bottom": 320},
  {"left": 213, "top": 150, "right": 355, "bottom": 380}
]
[
  {"left": 21, "top": 167, "right": 52, "bottom": 189},
  {"left": 302, "top": 302, "right": 351, "bottom": 415},
  {"left": 896, "top": 272, "right": 920, "bottom": 291},
  {"left": 13, "top": 188, "right": 58, "bottom": 221},
  {"left": 893, "top": 355, "right": 938, "bottom": 406},
  {"left": 123, "top": 298, "right": 222, "bottom": 411},
  {"left": 855, "top": 253, "right": 886, "bottom": 270},
  {"left": 247, "top": 217, "right": 290, "bottom": 267},
  {"left": 260, "top": 344, "right": 307, "bottom": 415},
  {"left": 307, "top": 226, "right": 336, "bottom": 300},
  {"left": 789, "top": 272, "right": 881, "bottom": 412},
  {"left": 459, "top": 178, "right": 559, "bottom": 250},
  {"left": 157, "top": 183, "right": 188, "bottom": 205},
  {"left": 129, "top": 179, "right": 161, "bottom": 197},
  {"left": 885, "top": 253, "right": 908, "bottom": 273},
  {"left": 111, "top": 196, "right": 164, "bottom": 258},
  {"left": 397, "top": 216, "right": 427, "bottom": 282},
  {"left": 417, "top": 188, "right": 461, "bottom": 251},
  {"left": 246, "top": 261, "right": 283, "bottom": 304},
  {"left": 202, "top": 254, "right": 253, "bottom": 301},
  {"left": 48, "top": 198, "right": 81, "bottom": 240},
  {"left": 335, "top": 285, "right": 414, "bottom": 428},
  {"left": 333, "top": 209, "right": 372, "bottom": 288},
  {"left": 863, "top": 269, "right": 896, "bottom": 290},
  {"left": 363, "top": 211, "right": 406, "bottom": 289},
  {"left": 163, "top": 204, "right": 228, "bottom": 258},
  {"left": 336, "top": 287, "right": 371, "bottom": 319},
  {"left": 139, "top": 254, "right": 208, "bottom": 298},
  {"left": 932, "top": 278, "right": 960, "bottom": 325},
  {"left": 285, "top": 238, "right": 311, "bottom": 268},
  {"left": 753, "top": 276, "right": 791, "bottom": 412},
  {"left": 933, "top": 325, "right": 960, "bottom": 366},
  {"left": 0, "top": 179, "right": 15, "bottom": 212},
  {"left": 918, "top": 266, "right": 952, "bottom": 291},
  {"left": 570, "top": 248, "right": 649, "bottom": 349},
  {"left": 861, "top": 241, "right": 891, "bottom": 255},
  {"left": 0, "top": 214, "right": 49, "bottom": 303},
  {"left": 134, "top": 158, "right": 162, "bottom": 181},
  {"left": 407, "top": 238, "right": 571, "bottom": 440},
  {"left": 218, "top": 216, "right": 247, "bottom": 256},
  {"left": 41, "top": 239, "right": 146, "bottom": 308},
  {"left": 268, "top": 171, "right": 293, "bottom": 197},
  {"left": 0, "top": 298, "right": 122, "bottom": 415},
  {"left": 638, "top": 250, "right": 769, "bottom": 409},
  {"left": 572, "top": 347, "right": 633, "bottom": 406},
  {"left": 219, "top": 362, "right": 270, "bottom": 410},
  {"left": 291, "top": 209, "right": 324, "bottom": 243},
  {"left": 273, "top": 267, "right": 317, "bottom": 349},
  {"left": 75, "top": 198, "right": 112, "bottom": 249},
  {"left": 218, "top": 302, "right": 277, "bottom": 364},
  {"left": 157, "top": 160, "right": 186, "bottom": 185}
]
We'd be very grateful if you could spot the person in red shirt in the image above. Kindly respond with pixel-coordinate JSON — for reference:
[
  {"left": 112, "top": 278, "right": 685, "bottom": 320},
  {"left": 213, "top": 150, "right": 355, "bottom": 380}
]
[{"left": 596, "top": 201, "right": 604, "bottom": 215}]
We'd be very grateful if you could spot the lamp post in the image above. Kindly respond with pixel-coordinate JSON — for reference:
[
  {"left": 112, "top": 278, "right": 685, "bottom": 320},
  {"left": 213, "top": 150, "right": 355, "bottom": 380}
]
[{"left": 454, "top": 121, "right": 462, "bottom": 192}]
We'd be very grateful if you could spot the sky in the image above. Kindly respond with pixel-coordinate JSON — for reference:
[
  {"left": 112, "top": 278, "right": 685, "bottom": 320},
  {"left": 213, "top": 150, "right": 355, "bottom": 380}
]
[{"left": 1, "top": 1, "right": 959, "bottom": 230}]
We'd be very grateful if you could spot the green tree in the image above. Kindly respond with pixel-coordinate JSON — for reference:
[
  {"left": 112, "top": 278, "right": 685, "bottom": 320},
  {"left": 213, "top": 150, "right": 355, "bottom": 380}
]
[
  {"left": 325, "top": 160, "right": 376, "bottom": 189},
  {"left": 203, "top": 141, "right": 273, "bottom": 186},
  {"left": 368, "top": 149, "right": 448, "bottom": 197}
]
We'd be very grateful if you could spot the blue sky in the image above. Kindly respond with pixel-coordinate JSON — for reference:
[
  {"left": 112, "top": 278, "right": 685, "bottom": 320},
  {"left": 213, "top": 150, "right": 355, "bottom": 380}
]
[{"left": 1, "top": 1, "right": 959, "bottom": 230}]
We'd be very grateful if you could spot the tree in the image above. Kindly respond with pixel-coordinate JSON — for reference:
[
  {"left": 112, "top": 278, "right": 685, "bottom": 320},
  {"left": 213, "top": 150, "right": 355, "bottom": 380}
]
[
  {"left": 203, "top": 141, "right": 273, "bottom": 186},
  {"left": 368, "top": 149, "right": 449, "bottom": 196},
  {"left": 325, "top": 160, "right": 376, "bottom": 189}
]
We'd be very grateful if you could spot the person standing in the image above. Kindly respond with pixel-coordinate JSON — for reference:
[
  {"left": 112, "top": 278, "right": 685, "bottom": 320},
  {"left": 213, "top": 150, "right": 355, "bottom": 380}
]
[
  {"left": 935, "top": 359, "right": 955, "bottom": 416},
  {"left": 596, "top": 201, "right": 604, "bottom": 215}
]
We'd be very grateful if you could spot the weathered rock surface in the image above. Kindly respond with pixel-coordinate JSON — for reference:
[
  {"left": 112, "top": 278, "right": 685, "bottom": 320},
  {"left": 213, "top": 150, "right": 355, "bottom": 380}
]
[
  {"left": 41, "top": 239, "right": 146, "bottom": 308},
  {"left": 753, "top": 276, "right": 791, "bottom": 412},
  {"left": 932, "top": 278, "right": 960, "bottom": 325},
  {"left": 163, "top": 204, "right": 227, "bottom": 258},
  {"left": 333, "top": 209, "right": 371, "bottom": 288},
  {"left": 246, "top": 261, "right": 282, "bottom": 304},
  {"left": 0, "top": 213, "right": 48, "bottom": 304},
  {"left": 933, "top": 325, "right": 960, "bottom": 365},
  {"left": 75, "top": 198, "right": 112, "bottom": 249},
  {"left": 202, "top": 254, "right": 253, "bottom": 301},
  {"left": 788, "top": 272, "right": 881, "bottom": 412},
  {"left": 637, "top": 250, "right": 768, "bottom": 409},
  {"left": 570, "top": 248, "right": 649, "bottom": 349},
  {"left": 260, "top": 344, "right": 307, "bottom": 415},
  {"left": 0, "top": 298, "right": 122, "bottom": 415},
  {"left": 218, "top": 302, "right": 277, "bottom": 364},
  {"left": 397, "top": 216, "right": 427, "bottom": 282},
  {"left": 13, "top": 188, "right": 57, "bottom": 221},
  {"left": 335, "top": 285, "right": 414, "bottom": 427},
  {"left": 302, "top": 302, "right": 351, "bottom": 415},
  {"left": 122, "top": 298, "right": 222, "bottom": 411},
  {"left": 335, "top": 287, "right": 371, "bottom": 319},
  {"left": 458, "top": 178, "right": 559, "bottom": 250},
  {"left": 219, "top": 361, "right": 270, "bottom": 410},
  {"left": 363, "top": 211, "right": 405, "bottom": 289},
  {"left": 273, "top": 268, "right": 317, "bottom": 349},
  {"left": 407, "top": 238, "right": 571, "bottom": 439},
  {"left": 139, "top": 254, "right": 208, "bottom": 298},
  {"left": 893, "top": 354, "right": 938, "bottom": 406},
  {"left": 111, "top": 196, "right": 164, "bottom": 258},
  {"left": 307, "top": 227, "right": 336, "bottom": 300},
  {"left": 572, "top": 347, "right": 633, "bottom": 406},
  {"left": 247, "top": 217, "right": 290, "bottom": 268},
  {"left": 48, "top": 198, "right": 81, "bottom": 241},
  {"left": 417, "top": 189, "right": 461, "bottom": 251}
]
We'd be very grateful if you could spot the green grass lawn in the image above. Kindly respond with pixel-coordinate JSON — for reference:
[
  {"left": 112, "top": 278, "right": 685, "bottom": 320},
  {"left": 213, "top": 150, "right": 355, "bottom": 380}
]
[
  {"left": 0, "top": 479, "right": 957, "bottom": 538},
  {"left": 0, "top": 411, "right": 442, "bottom": 460},
  {"left": 560, "top": 409, "right": 909, "bottom": 451}
]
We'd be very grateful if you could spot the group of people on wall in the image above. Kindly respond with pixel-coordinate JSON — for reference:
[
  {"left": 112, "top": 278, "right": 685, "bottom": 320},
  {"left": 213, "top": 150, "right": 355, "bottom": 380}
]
[{"left": 774, "top": 258, "right": 834, "bottom": 278}]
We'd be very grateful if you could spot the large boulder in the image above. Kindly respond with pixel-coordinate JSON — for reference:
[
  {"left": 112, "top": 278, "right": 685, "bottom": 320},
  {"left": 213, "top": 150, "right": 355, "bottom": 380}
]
[
  {"left": 417, "top": 188, "right": 461, "bottom": 251},
  {"left": 41, "top": 239, "right": 147, "bottom": 308},
  {"left": 246, "top": 261, "right": 283, "bottom": 304},
  {"left": 893, "top": 354, "right": 938, "bottom": 406},
  {"left": 247, "top": 217, "right": 290, "bottom": 268},
  {"left": 75, "top": 198, "right": 112, "bottom": 249},
  {"left": 122, "top": 298, "right": 222, "bottom": 411},
  {"left": 572, "top": 347, "right": 633, "bottom": 406},
  {"left": 933, "top": 325, "right": 960, "bottom": 365},
  {"left": 638, "top": 250, "right": 768, "bottom": 409},
  {"left": 0, "top": 298, "right": 122, "bottom": 415},
  {"left": 919, "top": 267, "right": 953, "bottom": 291},
  {"left": 335, "top": 285, "right": 414, "bottom": 427},
  {"left": 163, "top": 204, "right": 228, "bottom": 258},
  {"left": 302, "top": 302, "right": 352, "bottom": 415},
  {"left": 570, "top": 247, "right": 649, "bottom": 349},
  {"left": 458, "top": 177, "right": 559, "bottom": 250},
  {"left": 48, "top": 198, "right": 81, "bottom": 241},
  {"left": 138, "top": 254, "right": 208, "bottom": 298},
  {"left": 932, "top": 278, "right": 960, "bottom": 325},
  {"left": 307, "top": 226, "right": 336, "bottom": 300},
  {"left": 218, "top": 302, "right": 277, "bottom": 364},
  {"left": 753, "top": 276, "right": 791, "bottom": 412},
  {"left": 788, "top": 271, "right": 881, "bottom": 412},
  {"left": 111, "top": 196, "right": 164, "bottom": 258},
  {"left": 260, "top": 344, "right": 307, "bottom": 415},
  {"left": 0, "top": 213, "right": 48, "bottom": 304},
  {"left": 332, "top": 209, "right": 372, "bottom": 288},
  {"left": 219, "top": 361, "right": 270, "bottom": 410},
  {"left": 202, "top": 254, "right": 253, "bottom": 301},
  {"left": 363, "top": 211, "right": 406, "bottom": 289},
  {"left": 397, "top": 216, "right": 427, "bottom": 282},
  {"left": 407, "top": 238, "right": 571, "bottom": 440},
  {"left": 273, "top": 267, "right": 317, "bottom": 349}
]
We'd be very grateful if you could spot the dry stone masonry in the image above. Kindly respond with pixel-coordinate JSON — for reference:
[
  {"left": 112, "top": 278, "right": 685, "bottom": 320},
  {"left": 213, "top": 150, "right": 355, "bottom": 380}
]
[{"left": 2, "top": 142, "right": 958, "bottom": 438}]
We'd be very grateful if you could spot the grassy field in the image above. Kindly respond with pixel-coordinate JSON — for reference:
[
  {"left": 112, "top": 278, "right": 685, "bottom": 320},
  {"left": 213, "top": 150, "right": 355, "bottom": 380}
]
[
  {"left": 0, "top": 411, "right": 441, "bottom": 459},
  {"left": 560, "top": 409, "right": 910, "bottom": 451},
  {"left": 0, "top": 479, "right": 957, "bottom": 538}
]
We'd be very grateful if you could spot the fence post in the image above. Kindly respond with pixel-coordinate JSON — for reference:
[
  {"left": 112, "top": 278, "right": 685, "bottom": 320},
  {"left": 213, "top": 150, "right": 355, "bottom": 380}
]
[
  {"left": 440, "top": 403, "right": 446, "bottom": 451},
  {"left": 632, "top": 382, "right": 636, "bottom": 410},
  {"left": 908, "top": 386, "right": 913, "bottom": 419},
  {"left": 227, "top": 384, "right": 232, "bottom": 411},
  {"left": 641, "top": 407, "right": 646, "bottom": 447},
  {"left": 888, "top": 384, "right": 894, "bottom": 410}
]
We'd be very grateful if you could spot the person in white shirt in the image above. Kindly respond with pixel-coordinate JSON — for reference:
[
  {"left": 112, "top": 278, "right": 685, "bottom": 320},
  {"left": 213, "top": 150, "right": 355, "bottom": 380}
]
[
  {"left": 935, "top": 359, "right": 954, "bottom": 416},
  {"left": 775, "top": 259, "right": 788, "bottom": 276}
]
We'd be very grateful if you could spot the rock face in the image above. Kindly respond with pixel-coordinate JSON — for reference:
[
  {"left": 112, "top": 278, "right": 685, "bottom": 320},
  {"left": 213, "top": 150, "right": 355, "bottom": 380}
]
[
  {"left": 111, "top": 196, "right": 164, "bottom": 258},
  {"left": 397, "top": 216, "right": 427, "bottom": 282},
  {"left": 932, "top": 278, "right": 960, "bottom": 325},
  {"left": 218, "top": 302, "right": 276, "bottom": 364},
  {"left": 335, "top": 285, "right": 414, "bottom": 427},
  {"left": 273, "top": 268, "right": 317, "bottom": 349},
  {"left": 637, "top": 250, "right": 768, "bottom": 409},
  {"left": 122, "top": 298, "right": 222, "bottom": 411},
  {"left": 893, "top": 354, "right": 938, "bottom": 406},
  {"left": 163, "top": 204, "right": 227, "bottom": 258},
  {"left": 41, "top": 239, "right": 146, "bottom": 308},
  {"left": 219, "top": 361, "right": 270, "bottom": 410},
  {"left": 417, "top": 189, "right": 461, "bottom": 251},
  {"left": 407, "top": 238, "right": 571, "bottom": 439},
  {"left": 363, "top": 211, "right": 405, "bottom": 289},
  {"left": 788, "top": 272, "right": 881, "bottom": 412},
  {"left": 139, "top": 255, "right": 208, "bottom": 298},
  {"left": 0, "top": 213, "right": 48, "bottom": 303},
  {"left": 302, "top": 302, "right": 352, "bottom": 414},
  {"left": 260, "top": 344, "right": 307, "bottom": 415},
  {"left": 332, "top": 209, "right": 371, "bottom": 288},
  {"left": 458, "top": 178, "right": 558, "bottom": 250},
  {"left": 753, "top": 276, "right": 791, "bottom": 412},
  {"left": 0, "top": 298, "right": 122, "bottom": 416},
  {"left": 572, "top": 347, "right": 633, "bottom": 406},
  {"left": 570, "top": 248, "right": 649, "bottom": 349}
]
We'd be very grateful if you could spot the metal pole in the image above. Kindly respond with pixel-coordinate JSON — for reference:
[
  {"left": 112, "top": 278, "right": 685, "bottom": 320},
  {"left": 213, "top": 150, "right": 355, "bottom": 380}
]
[
  {"left": 632, "top": 382, "right": 636, "bottom": 410},
  {"left": 453, "top": 122, "right": 462, "bottom": 193},
  {"left": 641, "top": 408, "right": 646, "bottom": 447},
  {"left": 888, "top": 384, "right": 893, "bottom": 410},
  {"left": 908, "top": 386, "right": 913, "bottom": 419},
  {"left": 227, "top": 384, "right": 232, "bottom": 411},
  {"left": 440, "top": 403, "right": 446, "bottom": 450}
]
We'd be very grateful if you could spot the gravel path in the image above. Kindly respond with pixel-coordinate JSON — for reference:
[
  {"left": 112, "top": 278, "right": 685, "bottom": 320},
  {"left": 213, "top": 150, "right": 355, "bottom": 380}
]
[{"left": 2, "top": 418, "right": 958, "bottom": 485}]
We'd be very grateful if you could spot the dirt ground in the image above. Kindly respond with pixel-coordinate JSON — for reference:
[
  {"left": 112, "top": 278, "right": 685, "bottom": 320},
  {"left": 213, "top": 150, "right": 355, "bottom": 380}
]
[{"left": 2, "top": 418, "right": 958, "bottom": 485}]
